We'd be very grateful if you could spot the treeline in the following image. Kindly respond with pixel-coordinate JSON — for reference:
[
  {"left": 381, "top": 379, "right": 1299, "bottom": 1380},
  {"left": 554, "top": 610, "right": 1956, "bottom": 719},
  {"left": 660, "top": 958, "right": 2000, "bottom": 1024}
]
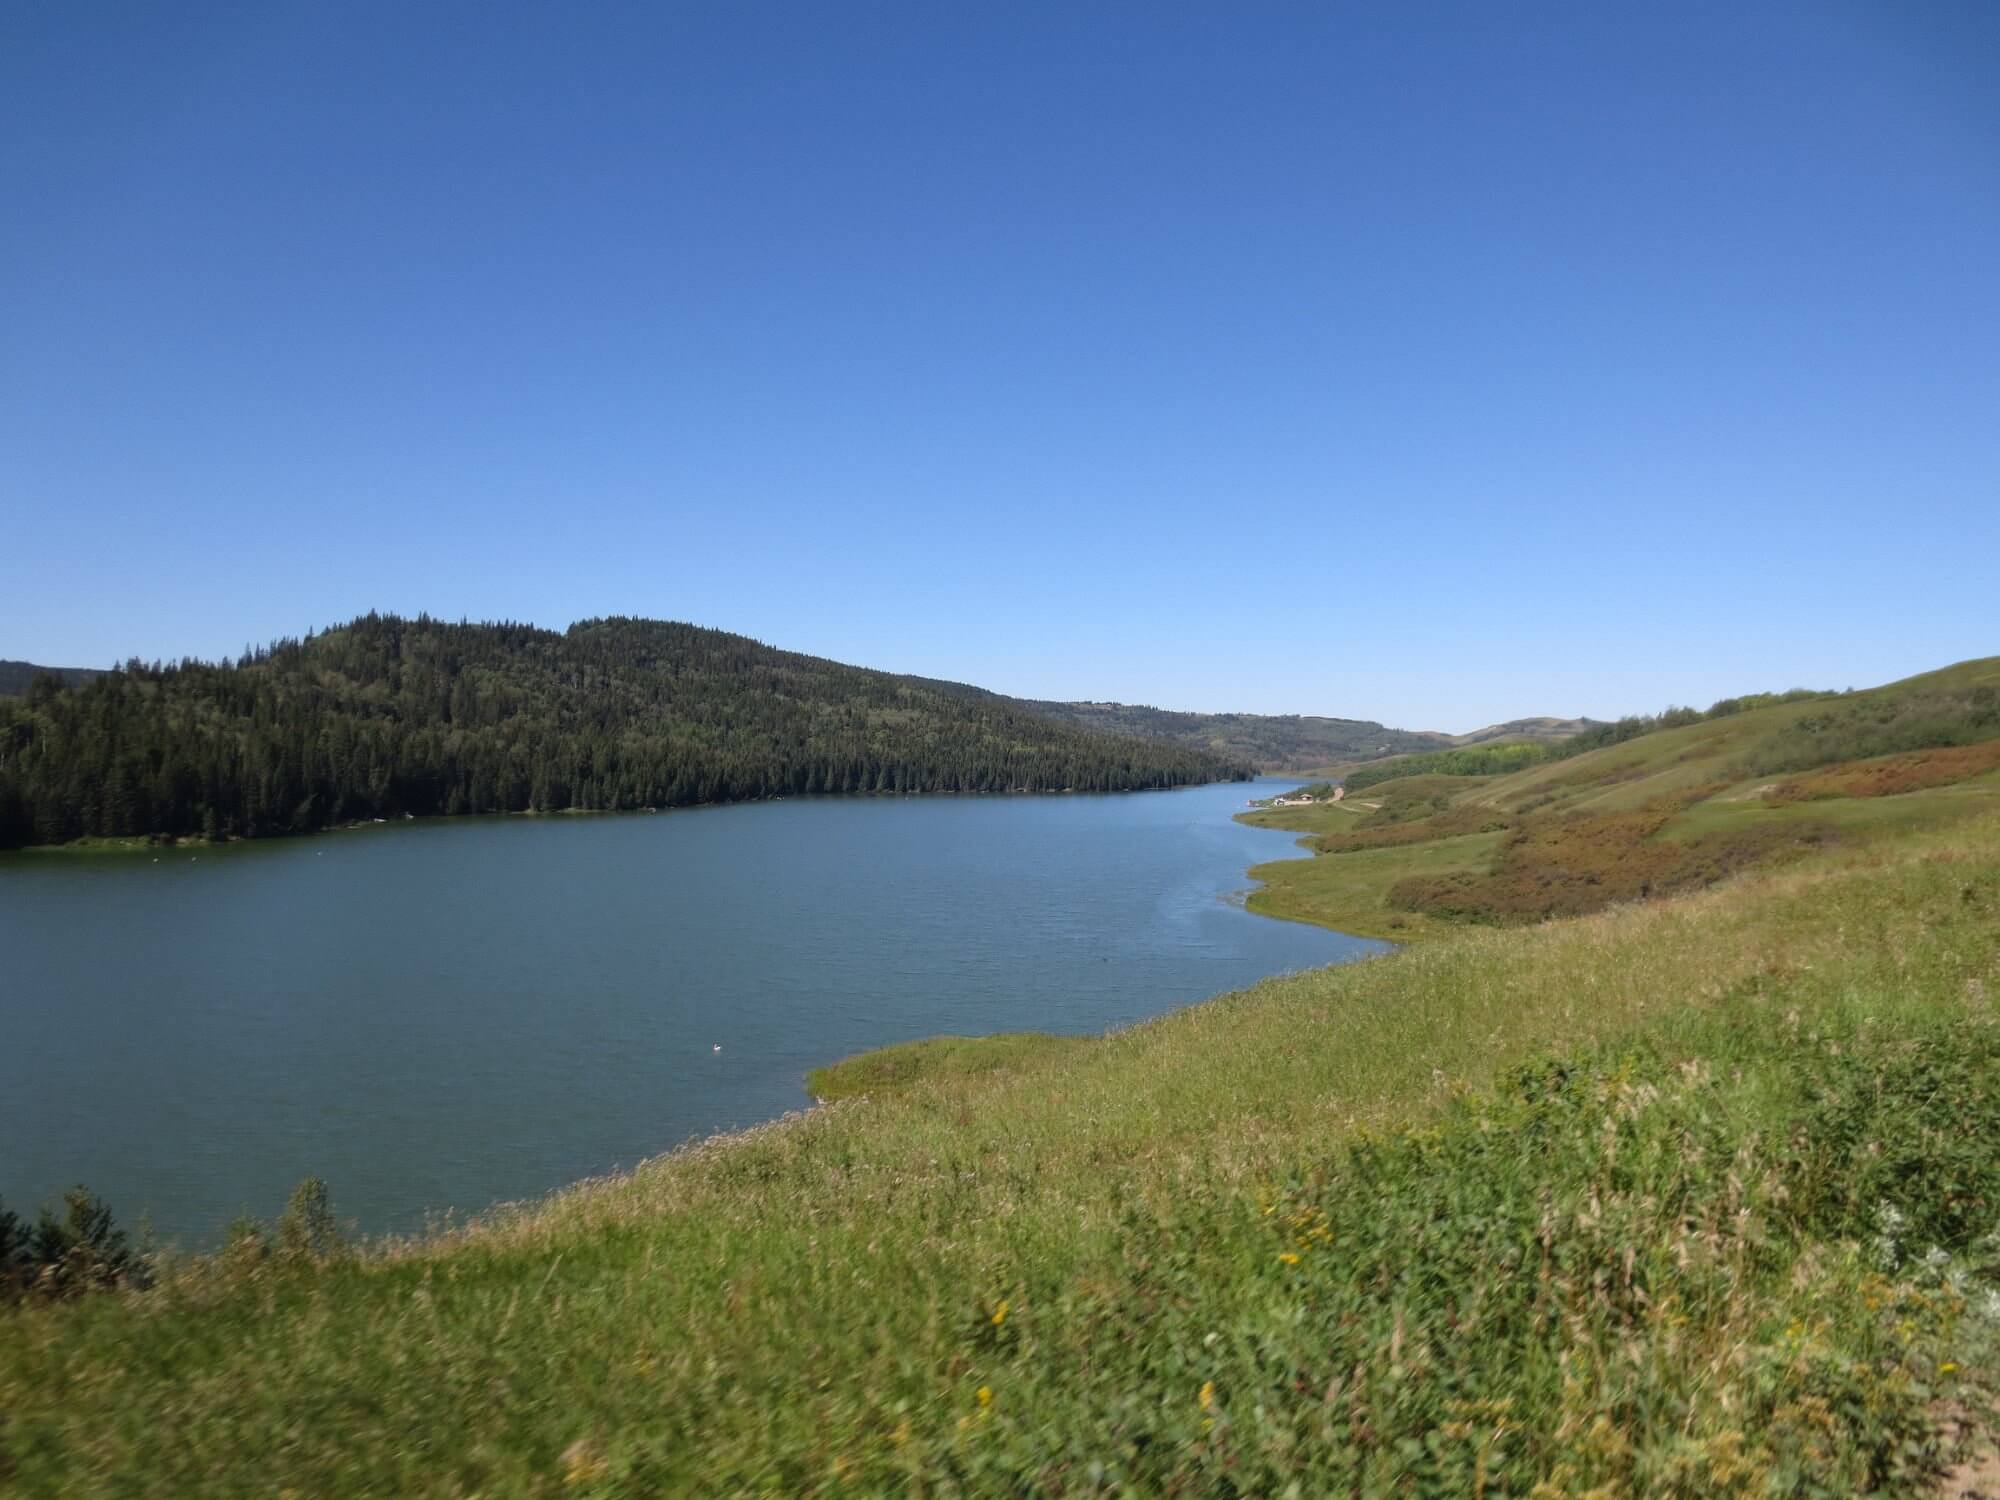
[{"left": 0, "top": 614, "right": 1250, "bottom": 848}]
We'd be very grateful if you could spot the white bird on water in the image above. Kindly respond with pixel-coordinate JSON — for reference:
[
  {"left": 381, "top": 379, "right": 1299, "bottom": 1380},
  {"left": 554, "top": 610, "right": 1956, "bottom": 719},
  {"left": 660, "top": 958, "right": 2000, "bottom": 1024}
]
[{"left": 713, "top": 1044, "right": 722, "bottom": 1053}]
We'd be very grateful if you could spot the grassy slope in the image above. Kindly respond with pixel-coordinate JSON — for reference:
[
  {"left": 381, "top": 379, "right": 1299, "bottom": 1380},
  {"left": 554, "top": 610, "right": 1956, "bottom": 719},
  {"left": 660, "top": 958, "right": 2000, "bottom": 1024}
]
[
  {"left": 5, "top": 805, "right": 2000, "bottom": 1494},
  {"left": 806, "top": 1032, "right": 1096, "bottom": 1102},
  {"left": 1245, "top": 657, "right": 2000, "bottom": 938}
]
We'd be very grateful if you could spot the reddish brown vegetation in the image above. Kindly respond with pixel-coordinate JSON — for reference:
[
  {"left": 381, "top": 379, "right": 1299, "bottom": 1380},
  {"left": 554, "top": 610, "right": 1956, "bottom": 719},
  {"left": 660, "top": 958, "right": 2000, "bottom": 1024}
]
[
  {"left": 1316, "top": 802, "right": 1513, "bottom": 854},
  {"left": 1763, "top": 739, "right": 2000, "bottom": 804},
  {"left": 1387, "top": 796, "right": 1835, "bottom": 924}
]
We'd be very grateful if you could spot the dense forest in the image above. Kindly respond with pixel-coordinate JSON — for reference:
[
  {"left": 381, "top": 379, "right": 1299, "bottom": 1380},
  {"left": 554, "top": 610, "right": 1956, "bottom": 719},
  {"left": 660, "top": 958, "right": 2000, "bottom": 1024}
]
[{"left": 0, "top": 615, "right": 1250, "bottom": 849}]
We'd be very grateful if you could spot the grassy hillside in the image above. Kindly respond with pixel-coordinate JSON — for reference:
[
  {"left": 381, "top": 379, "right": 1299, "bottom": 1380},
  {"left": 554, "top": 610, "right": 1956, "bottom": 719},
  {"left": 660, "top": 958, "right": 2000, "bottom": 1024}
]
[
  {"left": 1244, "top": 656, "right": 2000, "bottom": 940},
  {"left": 4, "top": 656, "right": 1996, "bottom": 1495},
  {"left": 1447, "top": 714, "right": 1597, "bottom": 746},
  {"left": 0, "top": 615, "right": 1249, "bottom": 849},
  {"left": 1023, "top": 705, "right": 1598, "bottom": 776},
  {"left": 4, "top": 776, "right": 1999, "bottom": 1492}
]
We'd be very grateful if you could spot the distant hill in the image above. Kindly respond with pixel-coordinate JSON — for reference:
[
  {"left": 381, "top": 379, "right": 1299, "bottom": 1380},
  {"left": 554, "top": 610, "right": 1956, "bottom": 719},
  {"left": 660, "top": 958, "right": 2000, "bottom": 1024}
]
[
  {"left": 0, "top": 661, "right": 103, "bottom": 696},
  {"left": 1022, "top": 701, "right": 1591, "bottom": 772},
  {"left": 1448, "top": 715, "right": 1598, "bottom": 746},
  {"left": 0, "top": 615, "right": 1251, "bottom": 848}
]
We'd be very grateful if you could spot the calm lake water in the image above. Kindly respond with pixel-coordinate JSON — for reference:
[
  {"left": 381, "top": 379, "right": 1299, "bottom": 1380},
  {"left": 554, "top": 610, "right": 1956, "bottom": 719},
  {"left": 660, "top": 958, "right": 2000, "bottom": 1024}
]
[{"left": 0, "top": 780, "right": 1380, "bottom": 1243}]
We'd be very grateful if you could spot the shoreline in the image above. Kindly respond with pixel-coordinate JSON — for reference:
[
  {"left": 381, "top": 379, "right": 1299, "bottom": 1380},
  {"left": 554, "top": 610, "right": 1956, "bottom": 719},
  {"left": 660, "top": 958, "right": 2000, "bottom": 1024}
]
[
  {"left": 6, "top": 774, "right": 1353, "bottom": 1251},
  {"left": 1, "top": 773, "right": 1259, "bottom": 858}
]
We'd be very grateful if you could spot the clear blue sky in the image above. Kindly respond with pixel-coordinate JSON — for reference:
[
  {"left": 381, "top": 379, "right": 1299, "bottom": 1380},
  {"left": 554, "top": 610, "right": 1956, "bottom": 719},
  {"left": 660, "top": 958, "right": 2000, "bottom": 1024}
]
[{"left": 3, "top": 2, "right": 1994, "bottom": 731}]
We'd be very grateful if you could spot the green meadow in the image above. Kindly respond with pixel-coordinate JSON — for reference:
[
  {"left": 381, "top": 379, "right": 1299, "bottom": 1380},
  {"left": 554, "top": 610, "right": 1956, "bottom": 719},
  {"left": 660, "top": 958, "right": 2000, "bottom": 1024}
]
[
  {"left": 3, "top": 659, "right": 1998, "bottom": 1496},
  {"left": 1243, "top": 656, "right": 2000, "bottom": 940}
]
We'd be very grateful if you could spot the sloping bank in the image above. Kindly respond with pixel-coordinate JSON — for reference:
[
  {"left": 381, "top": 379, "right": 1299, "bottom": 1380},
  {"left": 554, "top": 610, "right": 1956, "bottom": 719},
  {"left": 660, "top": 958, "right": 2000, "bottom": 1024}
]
[{"left": 3, "top": 810, "right": 1998, "bottom": 1495}]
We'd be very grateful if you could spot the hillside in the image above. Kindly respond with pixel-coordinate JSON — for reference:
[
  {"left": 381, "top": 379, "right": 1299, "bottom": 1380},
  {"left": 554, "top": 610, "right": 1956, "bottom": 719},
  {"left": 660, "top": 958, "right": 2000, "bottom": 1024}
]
[
  {"left": 1024, "top": 700, "right": 1475, "bottom": 771},
  {"left": 4, "top": 761, "right": 1998, "bottom": 1492},
  {"left": 1243, "top": 655, "right": 2000, "bottom": 940},
  {"left": 0, "top": 660, "right": 102, "bottom": 697},
  {"left": 1448, "top": 714, "right": 1597, "bottom": 746},
  {"left": 1026, "top": 702, "right": 1598, "bottom": 775},
  {"left": 0, "top": 615, "right": 1248, "bottom": 849}
]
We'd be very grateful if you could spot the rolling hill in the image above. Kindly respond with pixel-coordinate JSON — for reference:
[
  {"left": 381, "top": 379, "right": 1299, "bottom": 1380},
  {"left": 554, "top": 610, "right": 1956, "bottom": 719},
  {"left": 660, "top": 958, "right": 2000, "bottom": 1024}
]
[
  {"left": 1243, "top": 654, "right": 2000, "bottom": 940},
  {"left": 1020, "top": 701, "right": 1595, "bottom": 772},
  {"left": 0, "top": 614, "right": 1249, "bottom": 849},
  {"left": 5, "top": 654, "right": 1998, "bottom": 1493},
  {"left": 1018, "top": 700, "right": 1449, "bottom": 770}
]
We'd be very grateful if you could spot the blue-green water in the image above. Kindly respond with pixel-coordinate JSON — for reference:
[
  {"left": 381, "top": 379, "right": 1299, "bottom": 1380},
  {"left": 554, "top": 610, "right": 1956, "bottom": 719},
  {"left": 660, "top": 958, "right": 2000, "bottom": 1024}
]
[{"left": 0, "top": 781, "right": 1380, "bottom": 1243}]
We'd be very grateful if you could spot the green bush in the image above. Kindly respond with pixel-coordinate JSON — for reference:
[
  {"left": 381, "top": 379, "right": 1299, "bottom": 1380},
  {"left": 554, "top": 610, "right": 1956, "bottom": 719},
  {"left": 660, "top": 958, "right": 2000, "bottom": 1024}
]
[{"left": 0, "top": 1187, "right": 147, "bottom": 1302}]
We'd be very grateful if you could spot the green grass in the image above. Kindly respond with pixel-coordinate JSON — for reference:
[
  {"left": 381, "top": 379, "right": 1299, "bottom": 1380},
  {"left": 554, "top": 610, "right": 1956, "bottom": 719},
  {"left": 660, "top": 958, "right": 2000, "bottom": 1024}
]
[
  {"left": 5, "top": 805, "right": 2000, "bottom": 1495},
  {"left": 1246, "top": 828, "right": 1505, "bottom": 940},
  {"left": 1240, "top": 658, "right": 2000, "bottom": 940},
  {"left": 807, "top": 1032, "right": 1096, "bottom": 1102}
]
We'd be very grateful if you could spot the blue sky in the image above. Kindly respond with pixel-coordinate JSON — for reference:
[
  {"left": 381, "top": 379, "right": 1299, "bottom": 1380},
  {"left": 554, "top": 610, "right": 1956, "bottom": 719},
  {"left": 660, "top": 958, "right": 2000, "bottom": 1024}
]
[{"left": 3, "top": 2, "right": 1994, "bottom": 731}]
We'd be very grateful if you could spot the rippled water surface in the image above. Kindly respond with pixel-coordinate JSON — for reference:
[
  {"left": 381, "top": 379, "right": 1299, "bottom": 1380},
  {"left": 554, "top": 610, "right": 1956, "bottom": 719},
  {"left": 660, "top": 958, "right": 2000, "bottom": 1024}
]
[{"left": 0, "top": 780, "right": 1381, "bottom": 1241}]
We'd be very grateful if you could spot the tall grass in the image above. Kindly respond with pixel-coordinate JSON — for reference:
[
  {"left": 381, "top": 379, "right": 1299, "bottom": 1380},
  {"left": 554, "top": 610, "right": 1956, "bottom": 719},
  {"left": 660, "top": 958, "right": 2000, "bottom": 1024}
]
[{"left": 2, "top": 810, "right": 1997, "bottom": 1494}]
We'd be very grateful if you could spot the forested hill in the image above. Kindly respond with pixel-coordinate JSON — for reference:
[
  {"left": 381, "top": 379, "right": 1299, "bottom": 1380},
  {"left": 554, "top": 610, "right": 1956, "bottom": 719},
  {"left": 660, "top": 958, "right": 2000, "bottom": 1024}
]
[
  {"left": 0, "top": 615, "right": 1249, "bottom": 849},
  {"left": 0, "top": 661, "right": 102, "bottom": 697}
]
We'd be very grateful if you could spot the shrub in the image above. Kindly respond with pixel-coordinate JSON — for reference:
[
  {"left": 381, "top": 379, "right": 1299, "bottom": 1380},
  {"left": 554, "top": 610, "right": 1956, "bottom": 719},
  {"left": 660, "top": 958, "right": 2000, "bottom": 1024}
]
[
  {"left": 1747, "top": 686, "right": 2000, "bottom": 778},
  {"left": 0, "top": 1187, "right": 149, "bottom": 1302},
  {"left": 1764, "top": 739, "right": 2000, "bottom": 804},
  {"left": 277, "top": 1176, "right": 342, "bottom": 1261},
  {"left": 1387, "top": 797, "right": 1832, "bottom": 923}
]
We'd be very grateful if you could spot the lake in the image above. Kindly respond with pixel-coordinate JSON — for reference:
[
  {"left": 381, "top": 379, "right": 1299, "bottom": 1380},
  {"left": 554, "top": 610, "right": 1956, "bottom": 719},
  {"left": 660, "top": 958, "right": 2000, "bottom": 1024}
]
[{"left": 0, "top": 780, "right": 1381, "bottom": 1244}]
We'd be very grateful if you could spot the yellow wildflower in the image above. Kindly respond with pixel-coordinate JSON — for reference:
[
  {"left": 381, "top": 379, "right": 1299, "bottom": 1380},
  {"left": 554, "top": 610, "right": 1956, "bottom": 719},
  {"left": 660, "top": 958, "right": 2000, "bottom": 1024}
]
[
  {"left": 561, "top": 1439, "right": 608, "bottom": 1486},
  {"left": 991, "top": 1300, "right": 1009, "bottom": 1327},
  {"left": 1941, "top": 1362, "right": 1960, "bottom": 1375},
  {"left": 1198, "top": 1380, "right": 1215, "bottom": 1411},
  {"left": 977, "top": 1385, "right": 993, "bottom": 1407},
  {"left": 1278, "top": 1252, "right": 1301, "bottom": 1265}
]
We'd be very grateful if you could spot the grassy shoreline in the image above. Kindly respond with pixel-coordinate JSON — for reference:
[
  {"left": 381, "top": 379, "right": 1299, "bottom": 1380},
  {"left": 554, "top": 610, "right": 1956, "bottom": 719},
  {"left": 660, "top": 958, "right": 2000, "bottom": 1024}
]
[
  {"left": 5, "top": 803, "right": 1998, "bottom": 1493},
  {"left": 7, "top": 661, "right": 1999, "bottom": 1492},
  {"left": 2, "top": 779, "right": 1251, "bottom": 858}
]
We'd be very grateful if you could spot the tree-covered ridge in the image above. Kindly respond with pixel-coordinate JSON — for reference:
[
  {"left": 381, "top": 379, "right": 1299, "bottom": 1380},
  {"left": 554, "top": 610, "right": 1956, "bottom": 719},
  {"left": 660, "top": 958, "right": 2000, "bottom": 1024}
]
[
  {"left": 0, "top": 661, "right": 102, "bottom": 697},
  {"left": 0, "top": 614, "right": 1249, "bottom": 848}
]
